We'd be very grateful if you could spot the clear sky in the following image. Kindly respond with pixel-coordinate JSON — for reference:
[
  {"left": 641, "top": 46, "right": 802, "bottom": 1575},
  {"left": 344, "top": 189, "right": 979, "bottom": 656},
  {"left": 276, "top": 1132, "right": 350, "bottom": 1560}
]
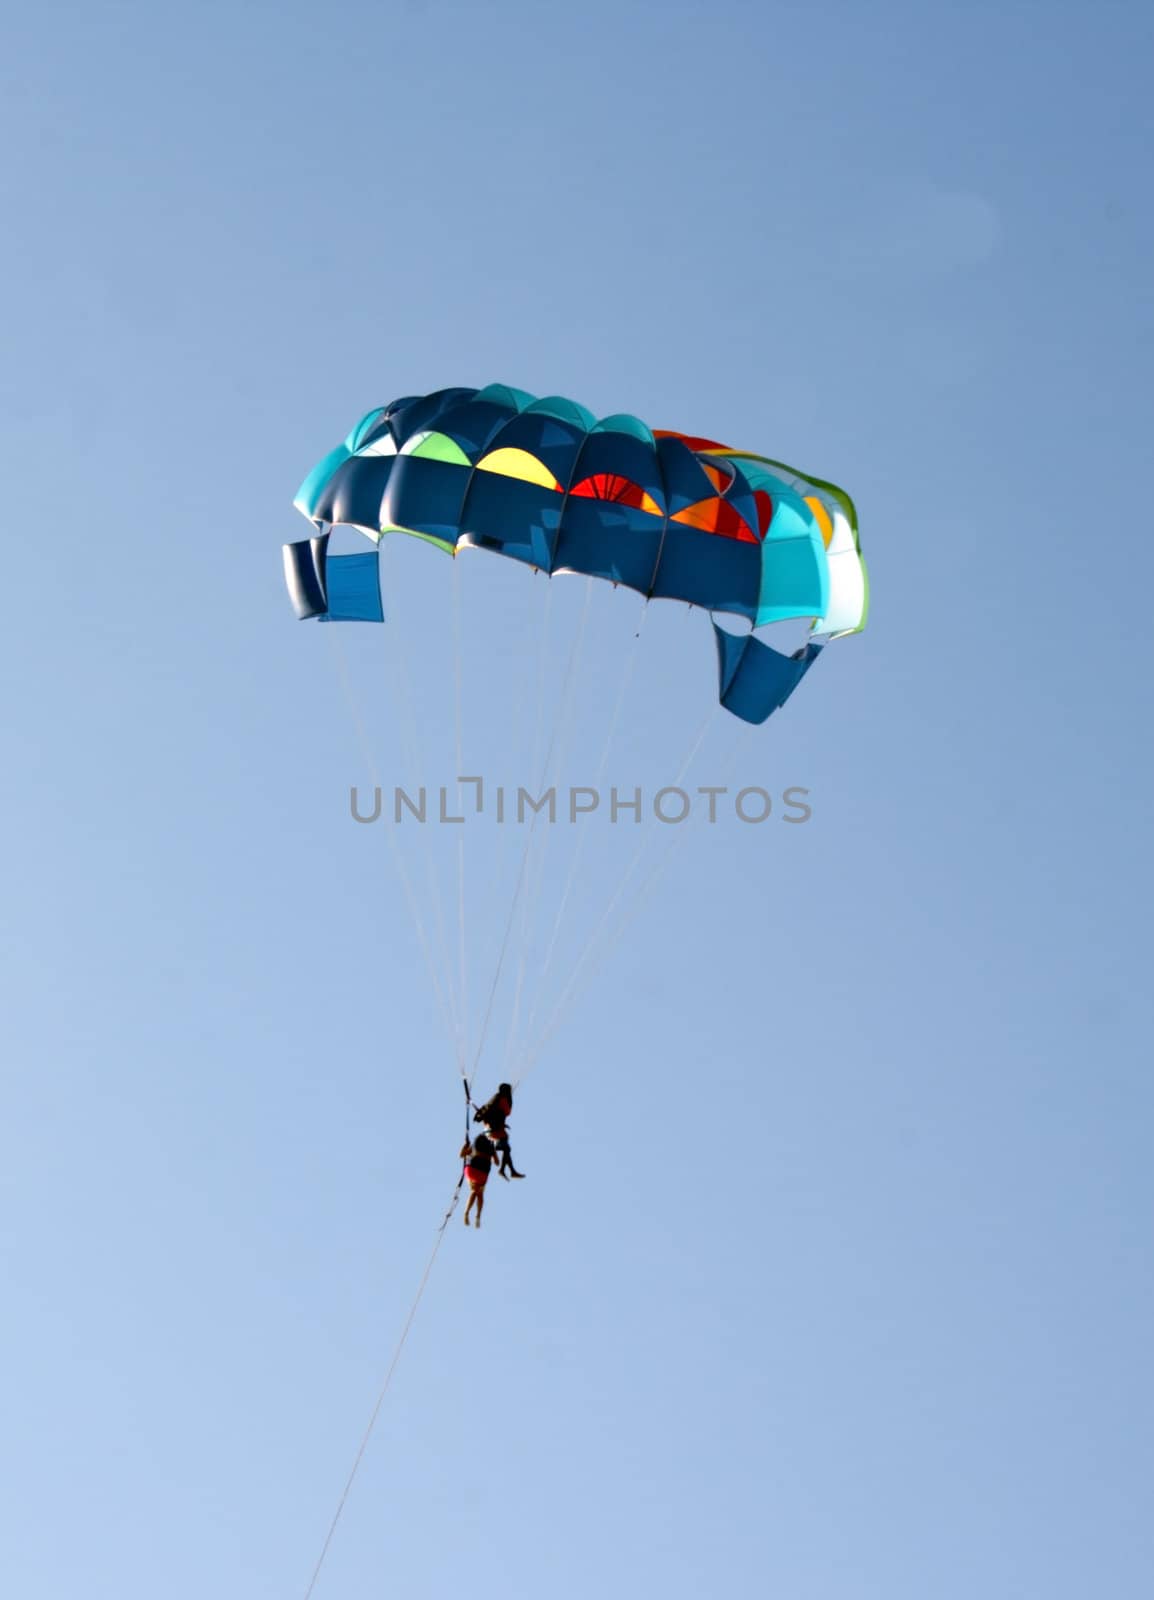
[{"left": 2, "top": 2, "right": 1152, "bottom": 1596}]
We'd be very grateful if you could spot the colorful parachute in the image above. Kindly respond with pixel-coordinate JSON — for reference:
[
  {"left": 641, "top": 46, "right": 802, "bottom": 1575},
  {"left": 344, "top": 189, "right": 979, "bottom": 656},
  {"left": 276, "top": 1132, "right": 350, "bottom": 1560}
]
[{"left": 285, "top": 384, "right": 867, "bottom": 723}]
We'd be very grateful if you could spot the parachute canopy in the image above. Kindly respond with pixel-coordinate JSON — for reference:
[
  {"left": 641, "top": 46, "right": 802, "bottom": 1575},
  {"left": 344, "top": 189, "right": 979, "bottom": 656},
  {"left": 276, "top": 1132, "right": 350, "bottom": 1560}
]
[{"left": 286, "top": 383, "right": 867, "bottom": 723}]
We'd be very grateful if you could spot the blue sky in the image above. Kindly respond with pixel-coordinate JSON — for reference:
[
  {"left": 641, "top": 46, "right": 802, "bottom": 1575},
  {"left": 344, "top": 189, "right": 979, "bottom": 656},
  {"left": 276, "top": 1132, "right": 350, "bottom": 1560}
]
[{"left": 2, "top": 1, "right": 1152, "bottom": 1596}]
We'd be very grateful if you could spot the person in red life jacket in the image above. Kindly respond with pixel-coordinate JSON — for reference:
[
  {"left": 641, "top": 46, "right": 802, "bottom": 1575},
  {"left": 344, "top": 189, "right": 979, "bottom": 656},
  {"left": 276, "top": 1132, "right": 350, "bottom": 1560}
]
[
  {"left": 460, "top": 1132, "right": 496, "bottom": 1228},
  {"left": 473, "top": 1082, "right": 525, "bottom": 1180}
]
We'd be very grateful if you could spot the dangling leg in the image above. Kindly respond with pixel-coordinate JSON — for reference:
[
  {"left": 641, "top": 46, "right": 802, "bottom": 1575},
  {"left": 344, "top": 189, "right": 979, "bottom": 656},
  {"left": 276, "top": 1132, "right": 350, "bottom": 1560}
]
[{"left": 496, "top": 1133, "right": 524, "bottom": 1180}]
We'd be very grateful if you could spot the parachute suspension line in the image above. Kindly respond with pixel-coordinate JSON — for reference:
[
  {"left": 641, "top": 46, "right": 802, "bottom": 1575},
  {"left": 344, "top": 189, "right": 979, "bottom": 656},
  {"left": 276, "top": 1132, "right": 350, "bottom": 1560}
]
[
  {"left": 377, "top": 542, "right": 467, "bottom": 1075},
  {"left": 516, "top": 701, "right": 720, "bottom": 1087},
  {"left": 517, "top": 579, "right": 575, "bottom": 940},
  {"left": 522, "top": 721, "right": 746, "bottom": 1079},
  {"left": 469, "top": 571, "right": 554, "bottom": 1073},
  {"left": 498, "top": 577, "right": 595, "bottom": 1079},
  {"left": 476, "top": 578, "right": 592, "bottom": 1089},
  {"left": 451, "top": 555, "right": 469, "bottom": 1077},
  {"left": 530, "top": 579, "right": 556, "bottom": 791},
  {"left": 470, "top": 578, "right": 593, "bottom": 1090},
  {"left": 324, "top": 630, "right": 460, "bottom": 1062},
  {"left": 503, "top": 847, "right": 535, "bottom": 1093},
  {"left": 468, "top": 826, "right": 536, "bottom": 1104},
  {"left": 300, "top": 1180, "right": 459, "bottom": 1600},
  {"left": 511, "top": 594, "right": 648, "bottom": 1075},
  {"left": 496, "top": 576, "right": 558, "bottom": 1092}
]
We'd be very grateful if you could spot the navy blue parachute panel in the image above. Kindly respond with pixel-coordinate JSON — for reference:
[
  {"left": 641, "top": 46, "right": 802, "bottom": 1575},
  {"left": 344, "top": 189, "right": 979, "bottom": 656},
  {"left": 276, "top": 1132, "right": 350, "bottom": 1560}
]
[
  {"left": 564, "top": 430, "right": 667, "bottom": 510},
  {"left": 554, "top": 499, "right": 664, "bottom": 590},
  {"left": 652, "top": 524, "right": 760, "bottom": 619},
  {"left": 429, "top": 397, "right": 520, "bottom": 459},
  {"left": 283, "top": 534, "right": 330, "bottom": 619},
  {"left": 459, "top": 474, "right": 561, "bottom": 569},
  {"left": 714, "top": 626, "right": 822, "bottom": 723},
  {"left": 654, "top": 435, "right": 720, "bottom": 515},
  {"left": 384, "top": 457, "right": 471, "bottom": 542},
  {"left": 481, "top": 412, "right": 587, "bottom": 488},
  {"left": 320, "top": 455, "right": 393, "bottom": 532},
  {"left": 384, "top": 391, "right": 454, "bottom": 445},
  {"left": 552, "top": 429, "right": 667, "bottom": 588}
]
